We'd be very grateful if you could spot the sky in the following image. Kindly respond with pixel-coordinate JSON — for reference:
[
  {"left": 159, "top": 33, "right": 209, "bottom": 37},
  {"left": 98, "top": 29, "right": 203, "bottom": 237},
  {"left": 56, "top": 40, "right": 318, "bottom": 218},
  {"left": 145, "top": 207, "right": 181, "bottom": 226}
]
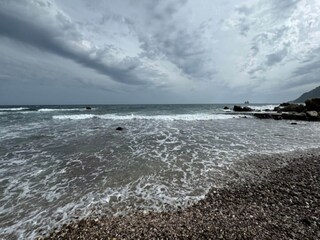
[{"left": 0, "top": 0, "right": 320, "bottom": 104}]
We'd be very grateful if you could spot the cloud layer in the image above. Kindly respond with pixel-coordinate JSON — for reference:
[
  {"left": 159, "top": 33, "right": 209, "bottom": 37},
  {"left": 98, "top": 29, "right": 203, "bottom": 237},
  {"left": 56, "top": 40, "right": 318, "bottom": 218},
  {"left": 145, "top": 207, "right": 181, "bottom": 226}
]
[{"left": 0, "top": 0, "right": 320, "bottom": 104}]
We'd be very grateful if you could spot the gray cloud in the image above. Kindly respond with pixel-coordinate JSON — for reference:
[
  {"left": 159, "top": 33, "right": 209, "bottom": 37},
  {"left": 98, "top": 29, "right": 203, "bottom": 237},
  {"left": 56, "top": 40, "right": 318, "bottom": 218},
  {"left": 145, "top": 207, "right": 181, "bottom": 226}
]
[
  {"left": 270, "top": 0, "right": 300, "bottom": 14},
  {"left": 266, "top": 48, "right": 288, "bottom": 66},
  {"left": 0, "top": 4, "right": 148, "bottom": 86},
  {"left": 293, "top": 60, "right": 320, "bottom": 77},
  {"left": 136, "top": 3, "right": 217, "bottom": 81},
  {"left": 236, "top": 5, "right": 252, "bottom": 16}
]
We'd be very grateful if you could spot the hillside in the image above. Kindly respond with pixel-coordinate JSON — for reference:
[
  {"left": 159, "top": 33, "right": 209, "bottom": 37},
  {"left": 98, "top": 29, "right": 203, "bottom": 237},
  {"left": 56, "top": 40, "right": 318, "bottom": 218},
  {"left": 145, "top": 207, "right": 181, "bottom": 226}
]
[{"left": 293, "top": 85, "right": 320, "bottom": 103}]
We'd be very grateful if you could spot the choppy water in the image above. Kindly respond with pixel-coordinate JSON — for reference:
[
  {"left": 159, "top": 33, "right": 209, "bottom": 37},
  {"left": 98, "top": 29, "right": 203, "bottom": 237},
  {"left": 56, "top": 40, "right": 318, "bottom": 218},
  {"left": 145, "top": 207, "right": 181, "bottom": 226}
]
[{"left": 1, "top": 104, "right": 320, "bottom": 239}]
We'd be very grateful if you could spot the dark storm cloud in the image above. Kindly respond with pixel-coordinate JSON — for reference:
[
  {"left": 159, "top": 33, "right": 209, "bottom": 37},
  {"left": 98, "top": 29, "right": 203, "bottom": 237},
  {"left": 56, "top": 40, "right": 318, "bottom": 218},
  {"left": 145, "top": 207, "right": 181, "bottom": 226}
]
[{"left": 0, "top": 7, "right": 146, "bottom": 85}]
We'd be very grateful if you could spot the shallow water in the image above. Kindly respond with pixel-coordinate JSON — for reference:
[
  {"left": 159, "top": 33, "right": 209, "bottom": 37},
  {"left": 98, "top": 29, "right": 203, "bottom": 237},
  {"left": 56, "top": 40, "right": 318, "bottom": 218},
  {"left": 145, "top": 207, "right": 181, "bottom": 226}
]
[{"left": 1, "top": 104, "right": 320, "bottom": 239}]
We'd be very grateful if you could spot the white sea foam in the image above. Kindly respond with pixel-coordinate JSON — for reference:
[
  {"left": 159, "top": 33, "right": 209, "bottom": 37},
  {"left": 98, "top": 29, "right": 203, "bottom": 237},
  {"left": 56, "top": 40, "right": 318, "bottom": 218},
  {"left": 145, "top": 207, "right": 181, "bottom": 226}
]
[
  {"left": 38, "top": 108, "right": 84, "bottom": 112},
  {"left": 0, "top": 107, "right": 29, "bottom": 111},
  {"left": 53, "top": 114, "right": 96, "bottom": 120},
  {"left": 53, "top": 113, "right": 249, "bottom": 121},
  {"left": 248, "top": 104, "right": 278, "bottom": 111}
]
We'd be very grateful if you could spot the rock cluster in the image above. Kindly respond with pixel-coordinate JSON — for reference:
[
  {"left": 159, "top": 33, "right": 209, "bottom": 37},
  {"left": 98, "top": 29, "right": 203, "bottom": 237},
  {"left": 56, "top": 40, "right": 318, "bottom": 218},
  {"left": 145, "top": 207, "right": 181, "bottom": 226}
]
[
  {"left": 40, "top": 150, "right": 320, "bottom": 239},
  {"left": 233, "top": 105, "right": 253, "bottom": 112},
  {"left": 254, "top": 98, "right": 320, "bottom": 121},
  {"left": 306, "top": 98, "right": 320, "bottom": 111}
]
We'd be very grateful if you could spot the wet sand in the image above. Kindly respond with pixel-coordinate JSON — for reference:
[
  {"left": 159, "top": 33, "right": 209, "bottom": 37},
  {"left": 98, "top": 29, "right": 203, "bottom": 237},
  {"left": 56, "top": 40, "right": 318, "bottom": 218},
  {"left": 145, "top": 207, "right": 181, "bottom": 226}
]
[{"left": 40, "top": 149, "right": 320, "bottom": 239}]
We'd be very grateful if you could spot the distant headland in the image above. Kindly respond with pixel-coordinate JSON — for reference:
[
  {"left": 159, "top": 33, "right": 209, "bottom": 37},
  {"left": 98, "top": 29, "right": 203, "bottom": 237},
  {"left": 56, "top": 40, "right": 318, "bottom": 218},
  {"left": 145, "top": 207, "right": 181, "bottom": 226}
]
[{"left": 293, "top": 85, "right": 320, "bottom": 103}]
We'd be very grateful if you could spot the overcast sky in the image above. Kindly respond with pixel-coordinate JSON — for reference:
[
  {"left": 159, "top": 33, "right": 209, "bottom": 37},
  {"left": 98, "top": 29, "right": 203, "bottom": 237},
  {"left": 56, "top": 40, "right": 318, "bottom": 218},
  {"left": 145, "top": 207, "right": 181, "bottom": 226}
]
[{"left": 0, "top": 0, "right": 320, "bottom": 104}]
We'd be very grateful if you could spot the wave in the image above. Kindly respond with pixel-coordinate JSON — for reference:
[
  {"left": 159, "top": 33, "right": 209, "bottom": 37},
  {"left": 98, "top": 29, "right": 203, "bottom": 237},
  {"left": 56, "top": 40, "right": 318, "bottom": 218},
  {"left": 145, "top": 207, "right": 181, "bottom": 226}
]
[
  {"left": 37, "top": 108, "right": 84, "bottom": 112},
  {"left": 0, "top": 107, "right": 30, "bottom": 111},
  {"left": 248, "top": 105, "right": 278, "bottom": 111},
  {"left": 53, "top": 113, "right": 249, "bottom": 121}
]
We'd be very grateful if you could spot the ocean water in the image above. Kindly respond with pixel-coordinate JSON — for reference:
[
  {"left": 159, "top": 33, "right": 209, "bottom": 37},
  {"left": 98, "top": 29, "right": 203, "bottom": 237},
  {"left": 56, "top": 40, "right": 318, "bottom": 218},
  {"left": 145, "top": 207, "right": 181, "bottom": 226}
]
[{"left": 1, "top": 104, "right": 320, "bottom": 239}]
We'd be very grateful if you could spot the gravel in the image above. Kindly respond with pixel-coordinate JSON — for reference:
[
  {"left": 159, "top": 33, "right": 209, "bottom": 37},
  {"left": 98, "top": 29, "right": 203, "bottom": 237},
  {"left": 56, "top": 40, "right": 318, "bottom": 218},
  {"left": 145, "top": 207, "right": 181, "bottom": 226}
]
[{"left": 39, "top": 149, "right": 320, "bottom": 239}]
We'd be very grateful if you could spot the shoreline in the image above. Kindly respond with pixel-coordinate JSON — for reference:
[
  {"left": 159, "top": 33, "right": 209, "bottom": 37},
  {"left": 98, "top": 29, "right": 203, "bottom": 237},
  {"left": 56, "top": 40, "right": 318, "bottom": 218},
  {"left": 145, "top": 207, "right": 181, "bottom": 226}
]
[{"left": 40, "top": 148, "right": 320, "bottom": 239}]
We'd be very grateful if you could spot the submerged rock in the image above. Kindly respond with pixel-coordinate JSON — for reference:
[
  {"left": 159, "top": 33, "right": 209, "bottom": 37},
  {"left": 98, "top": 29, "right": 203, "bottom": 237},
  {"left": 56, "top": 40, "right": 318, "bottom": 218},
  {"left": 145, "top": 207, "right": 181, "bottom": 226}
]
[
  {"left": 85, "top": 106, "right": 92, "bottom": 110},
  {"left": 223, "top": 106, "right": 229, "bottom": 110},
  {"left": 116, "top": 127, "right": 123, "bottom": 131}
]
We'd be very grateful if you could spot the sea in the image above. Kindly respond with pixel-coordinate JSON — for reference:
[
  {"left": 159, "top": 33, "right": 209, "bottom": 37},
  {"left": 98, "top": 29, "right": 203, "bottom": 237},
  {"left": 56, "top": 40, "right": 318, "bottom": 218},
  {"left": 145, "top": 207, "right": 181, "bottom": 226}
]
[{"left": 1, "top": 104, "right": 320, "bottom": 239}]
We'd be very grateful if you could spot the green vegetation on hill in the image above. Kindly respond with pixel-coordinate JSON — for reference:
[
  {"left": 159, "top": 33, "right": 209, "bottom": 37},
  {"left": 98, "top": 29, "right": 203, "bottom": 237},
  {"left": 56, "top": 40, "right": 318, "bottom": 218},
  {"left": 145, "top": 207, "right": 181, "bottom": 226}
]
[{"left": 293, "top": 85, "right": 320, "bottom": 103}]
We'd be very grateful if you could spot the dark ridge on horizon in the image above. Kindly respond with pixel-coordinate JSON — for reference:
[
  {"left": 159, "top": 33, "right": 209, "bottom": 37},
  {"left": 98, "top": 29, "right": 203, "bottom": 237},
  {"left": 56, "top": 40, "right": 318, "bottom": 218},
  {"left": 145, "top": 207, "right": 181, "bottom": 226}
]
[{"left": 293, "top": 85, "right": 320, "bottom": 103}]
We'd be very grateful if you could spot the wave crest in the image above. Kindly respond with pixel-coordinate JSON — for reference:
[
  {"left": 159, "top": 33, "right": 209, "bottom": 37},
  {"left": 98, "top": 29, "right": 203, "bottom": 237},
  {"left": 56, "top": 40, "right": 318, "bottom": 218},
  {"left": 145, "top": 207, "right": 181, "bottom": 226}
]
[{"left": 53, "top": 113, "right": 248, "bottom": 121}]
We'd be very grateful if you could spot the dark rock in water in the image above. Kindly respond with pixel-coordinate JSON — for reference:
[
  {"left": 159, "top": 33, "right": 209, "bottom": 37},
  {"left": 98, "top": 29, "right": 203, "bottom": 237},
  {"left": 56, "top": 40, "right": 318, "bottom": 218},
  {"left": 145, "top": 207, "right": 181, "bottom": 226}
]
[
  {"left": 243, "top": 106, "right": 253, "bottom": 111},
  {"left": 254, "top": 113, "right": 272, "bottom": 119},
  {"left": 233, "top": 105, "right": 253, "bottom": 112},
  {"left": 264, "top": 109, "right": 271, "bottom": 112},
  {"left": 280, "top": 104, "right": 305, "bottom": 113},
  {"left": 273, "top": 106, "right": 281, "bottom": 112},
  {"left": 280, "top": 102, "right": 291, "bottom": 107},
  {"left": 254, "top": 113, "right": 282, "bottom": 120},
  {"left": 291, "top": 122, "right": 298, "bottom": 125},
  {"left": 233, "top": 105, "right": 243, "bottom": 111},
  {"left": 272, "top": 114, "right": 283, "bottom": 120},
  {"left": 116, "top": 127, "right": 123, "bottom": 131},
  {"left": 86, "top": 106, "right": 92, "bottom": 110},
  {"left": 223, "top": 106, "right": 229, "bottom": 110},
  {"left": 305, "top": 98, "right": 320, "bottom": 111},
  {"left": 282, "top": 112, "right": 307, "bottom": 121},
  {"left": 306, "top": 111, "right": 319, "bottom": 121}
]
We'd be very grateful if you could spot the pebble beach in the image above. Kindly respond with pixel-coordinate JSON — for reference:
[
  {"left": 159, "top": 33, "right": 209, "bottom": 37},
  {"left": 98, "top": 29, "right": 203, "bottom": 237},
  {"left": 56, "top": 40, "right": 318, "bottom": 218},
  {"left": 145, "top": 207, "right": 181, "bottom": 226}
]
[{"left": 41, "top": 148, "right": 320, "bottom": 239}]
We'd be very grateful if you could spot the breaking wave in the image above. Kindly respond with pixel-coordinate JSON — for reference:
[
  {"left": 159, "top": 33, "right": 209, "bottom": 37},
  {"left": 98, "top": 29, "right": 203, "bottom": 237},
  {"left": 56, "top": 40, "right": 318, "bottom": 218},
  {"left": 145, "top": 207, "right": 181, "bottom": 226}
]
[
  {"left": 38, "top": 108, "right": 85, "bottom": 112},
  {"left": 52, "top": 113, "right": 249, "bottom": 121},
  {"left": 0, "top": 107, "right": 30, "bottom": 111}
]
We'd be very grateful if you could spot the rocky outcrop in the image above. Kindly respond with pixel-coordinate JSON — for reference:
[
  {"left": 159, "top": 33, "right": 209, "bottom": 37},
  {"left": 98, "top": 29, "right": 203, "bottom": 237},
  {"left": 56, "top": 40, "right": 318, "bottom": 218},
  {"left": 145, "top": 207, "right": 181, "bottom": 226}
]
[
  {"left": 305, "top": 98, "right": 320, "bottom": 111},
  {"left": 279, "top": 103, "right": 305, "bottom": 113},
  {"left": 306, "top": 111, "right": 318, "bottom": 121},
  {"left": 86, "top": 106, "right": 92, "bottom": 110},
  {"left": 279, "top": 102, "right": 291, "bottom": 107},
  {"left": 254, "top": 113, "right": 282, "bottom": 120},
  {"left": 233, "top": 105, "right": 253, "bottom": 112},
  {"left": 223, "top": 106, "right": 229, "bottom": 110},
  {"left": 116, "top": 127, "right": 123, "bottom": 131},
  {"left": 282, "top": 112, "right": 307, "bottom": 121},
  {"left": 254, "top": 98, "right": 320, "bottom": 121}
]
